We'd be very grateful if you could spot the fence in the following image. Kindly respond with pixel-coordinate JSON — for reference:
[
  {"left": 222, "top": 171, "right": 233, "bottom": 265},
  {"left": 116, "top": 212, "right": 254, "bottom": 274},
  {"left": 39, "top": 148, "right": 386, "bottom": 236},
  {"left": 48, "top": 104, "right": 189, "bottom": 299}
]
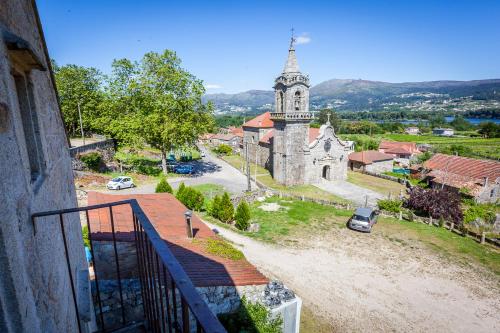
[
  {"left": 379, "top": 209, "right": 500, "bottom": 248},
  {"left": 69, "top": 139, "right": 116, "bottom": 157},
  {"left": 32, "top": 199, "right": 226, "bottom": 333}
]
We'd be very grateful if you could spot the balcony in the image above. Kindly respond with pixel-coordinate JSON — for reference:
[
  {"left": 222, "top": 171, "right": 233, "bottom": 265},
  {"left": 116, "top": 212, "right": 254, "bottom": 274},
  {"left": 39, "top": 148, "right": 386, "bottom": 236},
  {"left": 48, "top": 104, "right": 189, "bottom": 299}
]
[
  {"left": 270, "top": 112, "right": 314, "bottom": 121},
  {"left": 32, "top": 199, "right": 227, "bottom": 333}
]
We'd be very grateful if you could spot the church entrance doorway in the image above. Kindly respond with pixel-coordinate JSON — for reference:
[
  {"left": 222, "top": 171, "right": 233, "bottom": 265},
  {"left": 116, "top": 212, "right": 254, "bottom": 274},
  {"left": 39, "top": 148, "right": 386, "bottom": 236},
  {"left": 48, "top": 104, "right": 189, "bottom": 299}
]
[{"left": 322, "top": 165, "right": 330, "bottom": 180}]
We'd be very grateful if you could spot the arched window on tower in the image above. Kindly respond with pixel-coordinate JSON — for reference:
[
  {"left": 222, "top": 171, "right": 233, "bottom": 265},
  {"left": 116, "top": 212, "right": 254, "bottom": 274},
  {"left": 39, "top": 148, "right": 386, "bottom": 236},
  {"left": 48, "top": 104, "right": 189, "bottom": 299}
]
[
  {"left": 279, "top": 91, "right": 284, "bottom": 113},
  {"left": 294, "top": 91, "right": 301, "bottom": 111}
]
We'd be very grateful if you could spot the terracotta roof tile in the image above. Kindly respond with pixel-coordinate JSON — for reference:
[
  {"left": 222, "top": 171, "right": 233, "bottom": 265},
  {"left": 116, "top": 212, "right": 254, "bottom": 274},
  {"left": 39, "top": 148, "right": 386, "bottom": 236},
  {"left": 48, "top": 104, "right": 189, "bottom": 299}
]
[
  {"left": 243, "top": 112, "right": 274, "bottom": 128},
  {"left": 379, "top": 141, "right": 419, "bottom": 154},
  {"left": 308, "top": 127, "right": 320, "bottom": 143},
  {"left": 87, "top": 192, "right": 268, "bottom": 287},
  {"left": 349, "top": 150, "right": 394, "bottom": 165}
]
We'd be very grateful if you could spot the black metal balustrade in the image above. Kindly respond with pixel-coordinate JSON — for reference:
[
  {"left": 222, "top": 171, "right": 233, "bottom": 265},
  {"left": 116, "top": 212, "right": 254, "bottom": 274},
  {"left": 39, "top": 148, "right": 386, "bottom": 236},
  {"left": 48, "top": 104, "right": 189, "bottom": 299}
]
[{"left": 32, "top": 199, "right": 227, "bottom": 333}]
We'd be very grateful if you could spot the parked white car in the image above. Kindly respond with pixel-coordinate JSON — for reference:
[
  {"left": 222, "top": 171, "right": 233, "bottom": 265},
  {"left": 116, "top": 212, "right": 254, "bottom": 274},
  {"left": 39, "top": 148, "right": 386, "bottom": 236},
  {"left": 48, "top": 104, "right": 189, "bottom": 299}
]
[{"left": 107, "top": 176, "right": 135, "bottom": 190}]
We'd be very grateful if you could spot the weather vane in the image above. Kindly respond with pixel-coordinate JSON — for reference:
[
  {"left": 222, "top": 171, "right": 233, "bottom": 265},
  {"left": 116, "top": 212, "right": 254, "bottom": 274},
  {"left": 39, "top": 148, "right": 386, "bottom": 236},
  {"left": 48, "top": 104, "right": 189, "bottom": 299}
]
[{"left": 290, "top": 27, "right": 296, "bottom": 48}]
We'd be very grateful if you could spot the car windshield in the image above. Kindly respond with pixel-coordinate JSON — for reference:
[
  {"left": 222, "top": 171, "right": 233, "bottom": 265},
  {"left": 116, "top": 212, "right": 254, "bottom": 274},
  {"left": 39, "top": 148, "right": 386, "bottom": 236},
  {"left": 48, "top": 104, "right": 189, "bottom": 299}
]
[
  {"left": 111, "top": 177, "right": 123, "bottom": 182},
  {"left": 353, "top": 214, "right": 370, "bottom": 222}
]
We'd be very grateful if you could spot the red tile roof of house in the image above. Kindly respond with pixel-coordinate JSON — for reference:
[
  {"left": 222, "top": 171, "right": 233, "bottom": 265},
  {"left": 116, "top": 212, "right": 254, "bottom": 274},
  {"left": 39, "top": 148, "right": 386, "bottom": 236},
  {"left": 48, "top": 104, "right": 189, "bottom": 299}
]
[
  {"left": 348, "top": 150, "right": 394, "bottom": 165},
  {"left": 384, "top": 147, "right": 412, "bottom": 155},
  {"left": 229, "top": 127, "right": 244, "bottom": 137},
  {"left": 212, "top": 133, "right": 238, "bottom": 141},
  {"left": 259, "top": 130, "right": 275, "bottom": 144},
  {"left": 379, "top": 141, "right": 419, "bottom": 154},
  {"left": 87, "top": 192, "right": 268, "bottom": 287},
  {"left": 423, "top": 154, "right": 500, "bottom": 183},
  {"left": 243, "top": 112, "right": 274, "bottom": 128}
]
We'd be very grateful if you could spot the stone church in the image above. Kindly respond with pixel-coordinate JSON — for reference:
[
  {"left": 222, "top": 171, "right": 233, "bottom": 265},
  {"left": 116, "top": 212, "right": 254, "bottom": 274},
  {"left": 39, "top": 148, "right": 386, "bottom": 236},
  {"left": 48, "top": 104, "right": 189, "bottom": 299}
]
[{"left": 243, "top": 38, "right": 353, "bottom": 186}]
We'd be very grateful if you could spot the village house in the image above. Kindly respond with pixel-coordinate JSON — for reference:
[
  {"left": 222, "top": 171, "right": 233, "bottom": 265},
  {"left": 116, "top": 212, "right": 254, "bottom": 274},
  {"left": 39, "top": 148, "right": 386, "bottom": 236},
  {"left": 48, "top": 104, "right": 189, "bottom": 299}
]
[
  {"left": 405, "top": 126, "right": 420, "bottom": 135},
  {"left": 433, "top": 127, "right": 454, "bottom": 136},
  {"left": 348, "top": 150, "right": 394, "bottom": 173},
  {"left": 422, "top": 153, "right": 500, "bottom": 203},
  {"left": 378, "top": 140, "right": 420, "bottom": 166},
  {"left": 243, "top": 38, "right": 353, "bottom": 185}
]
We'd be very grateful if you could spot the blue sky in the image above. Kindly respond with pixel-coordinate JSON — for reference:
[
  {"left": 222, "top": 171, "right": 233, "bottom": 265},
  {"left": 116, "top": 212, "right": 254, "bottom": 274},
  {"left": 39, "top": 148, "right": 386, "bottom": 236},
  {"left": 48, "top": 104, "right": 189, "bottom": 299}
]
[{"left": 38, "top": 0, "right": 500, "bottom": 93}]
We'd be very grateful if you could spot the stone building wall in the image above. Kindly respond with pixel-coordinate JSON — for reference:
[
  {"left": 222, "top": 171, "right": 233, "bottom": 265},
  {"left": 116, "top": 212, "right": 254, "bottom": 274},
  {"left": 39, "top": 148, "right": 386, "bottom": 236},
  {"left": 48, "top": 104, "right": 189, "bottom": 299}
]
[
  {"left": 0, "top": 1, "right": 87, "bottom": 332},
  {"left": 365, "top": 160, "right": 393, "bottom": 174}
]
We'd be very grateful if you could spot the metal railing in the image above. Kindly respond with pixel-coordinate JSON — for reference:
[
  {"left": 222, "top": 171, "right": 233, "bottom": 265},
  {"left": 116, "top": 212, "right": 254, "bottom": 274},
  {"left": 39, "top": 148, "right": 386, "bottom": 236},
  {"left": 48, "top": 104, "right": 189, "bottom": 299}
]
[{"left": 32, "top": 199, "right": 227, "bottom": 333}]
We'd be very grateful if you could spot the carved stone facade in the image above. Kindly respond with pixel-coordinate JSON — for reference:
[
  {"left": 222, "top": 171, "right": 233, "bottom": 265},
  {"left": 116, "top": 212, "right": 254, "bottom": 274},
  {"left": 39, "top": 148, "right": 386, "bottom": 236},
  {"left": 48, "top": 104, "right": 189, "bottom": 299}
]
[{"left": 243, "top": 39, "right": 352, "bottom": 186}]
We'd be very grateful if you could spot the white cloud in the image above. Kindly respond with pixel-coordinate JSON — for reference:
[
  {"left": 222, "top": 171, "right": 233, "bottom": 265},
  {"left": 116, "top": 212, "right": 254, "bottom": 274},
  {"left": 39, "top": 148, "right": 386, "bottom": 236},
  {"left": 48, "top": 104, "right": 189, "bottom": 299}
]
[
  {"left": 295, "top": 34, "right": 311, "bottom": 45},
  {"left": 205, "top": 84, "right": 222, "bottom": 89}
]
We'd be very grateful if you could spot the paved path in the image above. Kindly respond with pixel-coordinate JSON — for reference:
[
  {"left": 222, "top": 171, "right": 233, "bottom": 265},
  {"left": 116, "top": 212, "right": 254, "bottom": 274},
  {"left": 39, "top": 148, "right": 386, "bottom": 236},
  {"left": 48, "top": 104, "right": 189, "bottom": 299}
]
[
  {"left": 104, "top": 146, "right": 255, "bottom": 195},
  {"left": 315, "top": 179, "right": 383, "bottom": 207}
]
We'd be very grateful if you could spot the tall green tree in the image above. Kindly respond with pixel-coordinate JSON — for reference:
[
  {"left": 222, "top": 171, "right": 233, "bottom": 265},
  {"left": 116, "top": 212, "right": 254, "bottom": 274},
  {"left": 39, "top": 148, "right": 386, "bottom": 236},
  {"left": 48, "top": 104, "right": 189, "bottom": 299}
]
[
  {"left": 316, "top": 109, "right": 342, "bottom": 133},
  {"left": 53, "top": 61, "right": 104, "bottom": 137},
  {"left": 95, "top": 51, "right": 215, "bottom": 174}
]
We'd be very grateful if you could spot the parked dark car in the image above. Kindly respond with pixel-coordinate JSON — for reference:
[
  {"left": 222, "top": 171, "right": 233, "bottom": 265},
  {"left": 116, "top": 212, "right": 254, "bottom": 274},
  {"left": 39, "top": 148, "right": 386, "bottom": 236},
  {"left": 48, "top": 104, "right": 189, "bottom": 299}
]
[
  {"left": 174, "top": 164, "right": 194, "bottom": 174},
  {"left": 348, "top": 207, "right": 379, "bottom": 233}
]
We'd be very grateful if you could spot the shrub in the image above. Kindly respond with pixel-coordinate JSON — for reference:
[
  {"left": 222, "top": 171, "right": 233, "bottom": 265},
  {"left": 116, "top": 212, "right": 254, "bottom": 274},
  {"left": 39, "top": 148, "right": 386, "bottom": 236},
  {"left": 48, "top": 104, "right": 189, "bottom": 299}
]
[
  {"left": 218, "top": 192, "right": 234, "bottom": 223},
  {"left": 405, "top": 187, "right": 463, "bottom": 226},
  {"left": 235, "top": 200, "right": 251, "bottom": 231},
  {"left": 209, "top": 195, "right": 222, "bottom": 219},
  {"left": 377, "top": 199, "right": 402, "bottom": 213},
  {"left": 155, "top": 177, "right": 173, "bottom": 193},
  {"left": 218, "top": 296, "right": 282, "bottom": 333},
  {"left": 215, "top": 144, "right": 233, "bottom": 155},
  {"left": 176, "top": 182, "right": 186, "bottom": 199},
  {"left": 205, "top": 238, "right": 244, "bottom": 260},
  {"left": 114, "top": 151, "right": 161, "bottom": 176},
  {"left": 177, "top": 186, "right": 204, "bottom": 211},
  {"left": 406, "top": 210, "right": 414, "bottom": 222},
  {"left": 80, "top": 152, "right": 102, "bottom": 171},
  {"left": 463, "top": 204, "right": 496, "bottom": 225},
  {"left": 82, "top": 225, "right": 90, "bottom": 248}
]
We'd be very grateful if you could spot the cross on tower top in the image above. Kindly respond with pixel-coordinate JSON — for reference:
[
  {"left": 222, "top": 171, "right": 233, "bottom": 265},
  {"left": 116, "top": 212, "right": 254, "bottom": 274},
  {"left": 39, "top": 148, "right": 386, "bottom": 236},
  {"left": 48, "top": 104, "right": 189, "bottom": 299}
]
[
  {"left": 327, "top": 113, "right": 331, "bottom": 124},
  {"left": 290, "top": 27, "right": 296, "bottom": 49}
]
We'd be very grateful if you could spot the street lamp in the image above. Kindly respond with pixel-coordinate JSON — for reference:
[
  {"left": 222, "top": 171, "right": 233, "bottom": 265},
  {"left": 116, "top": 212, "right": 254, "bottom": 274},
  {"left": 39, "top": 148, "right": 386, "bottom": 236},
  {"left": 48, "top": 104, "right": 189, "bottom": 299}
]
[{"left": 184, "top": 210, "right": 193, "bottom": 238}]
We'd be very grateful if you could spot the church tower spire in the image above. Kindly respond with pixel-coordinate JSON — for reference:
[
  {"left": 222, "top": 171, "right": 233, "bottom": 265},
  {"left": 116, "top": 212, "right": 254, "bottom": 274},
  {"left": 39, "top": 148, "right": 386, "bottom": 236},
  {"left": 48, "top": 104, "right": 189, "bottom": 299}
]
[{"left": 283, "top": 30, "right": 300, "bottom": 73}]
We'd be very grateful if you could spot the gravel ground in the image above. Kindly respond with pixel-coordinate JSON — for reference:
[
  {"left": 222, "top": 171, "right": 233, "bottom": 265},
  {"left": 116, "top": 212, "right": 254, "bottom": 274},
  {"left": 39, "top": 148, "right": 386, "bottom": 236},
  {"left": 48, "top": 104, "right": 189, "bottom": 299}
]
[{"left": 204, "top": 221, "right": 500, "bottom": 333}]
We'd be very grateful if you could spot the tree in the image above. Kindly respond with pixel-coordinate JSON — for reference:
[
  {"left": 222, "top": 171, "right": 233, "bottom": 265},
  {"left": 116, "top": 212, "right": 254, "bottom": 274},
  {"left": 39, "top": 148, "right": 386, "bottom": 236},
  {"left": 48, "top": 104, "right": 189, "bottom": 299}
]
[
  {"left": 94, "top": 51, "right": 215, "bottom": 174},
  {"left": 155, "top": 177, "right": 173, "bottom": 193},
  {"left": 478, "top": 121, "right": 500, "bottom": 138},
  {"left": 176, "top": 182, "right": 186, "bottom": 200},
  {"left": 405, "top": 187, "right": 463, "bottom": 225},
  {"left": 53, "top": 61, "right": 104, "bottom": 137},
  {"left": 177, "top": 187, "right": 204, "bottom": 211},
  {"left": 218, "top": 192, "right": 234, "bottom": 223},
  {"left": 316, "top": 109, "right": 342, "bottom": 133},
  {"left": 210, "top": 195, "right": 222, "bottom": 219},
  {"left": 235, "top": 200, "right": 251, "bottom": 230},
  {"left": 450, "top": 116, "right": 473, "bottom": 131}
]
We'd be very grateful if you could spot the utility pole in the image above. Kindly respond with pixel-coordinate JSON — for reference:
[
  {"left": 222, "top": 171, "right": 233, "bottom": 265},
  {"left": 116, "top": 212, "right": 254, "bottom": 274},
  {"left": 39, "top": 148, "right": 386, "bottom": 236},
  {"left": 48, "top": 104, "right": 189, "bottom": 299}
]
[
  {"left": 78, "top": 101, "right": 85, "bottom": 145},
  {"left": 245, "top": 141, "right": 251, "bottom": 192}
]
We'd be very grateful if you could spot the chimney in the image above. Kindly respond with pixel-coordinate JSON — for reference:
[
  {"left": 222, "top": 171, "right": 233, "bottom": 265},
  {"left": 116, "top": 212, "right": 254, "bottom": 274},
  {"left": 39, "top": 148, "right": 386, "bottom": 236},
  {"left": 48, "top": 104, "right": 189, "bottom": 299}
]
[{"left": 484, "top": 177, "right": 489, "bottom": 187}]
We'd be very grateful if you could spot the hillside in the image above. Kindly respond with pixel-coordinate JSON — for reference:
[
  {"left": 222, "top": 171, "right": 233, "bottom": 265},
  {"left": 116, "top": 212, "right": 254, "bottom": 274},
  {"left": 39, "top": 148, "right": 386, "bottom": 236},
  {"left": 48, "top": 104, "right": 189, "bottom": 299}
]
[{"left": 204, "top": 79, "right": 500, "bottom": 114}]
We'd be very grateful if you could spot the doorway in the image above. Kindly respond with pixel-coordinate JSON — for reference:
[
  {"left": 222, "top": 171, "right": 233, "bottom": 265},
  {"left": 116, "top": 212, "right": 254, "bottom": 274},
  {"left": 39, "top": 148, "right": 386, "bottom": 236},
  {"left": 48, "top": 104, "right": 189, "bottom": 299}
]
[{"left": 322, "top": 165, "right": 330, "bottom": 180}]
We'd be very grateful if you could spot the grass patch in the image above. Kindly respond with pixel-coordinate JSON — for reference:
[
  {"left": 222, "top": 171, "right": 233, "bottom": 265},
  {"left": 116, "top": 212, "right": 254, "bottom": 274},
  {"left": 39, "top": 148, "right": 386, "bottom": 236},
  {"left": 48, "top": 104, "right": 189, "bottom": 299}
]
[
  {"left": 300, "top": 305, "right": 336, "bottom": 333},
  {"left": 193, "top": 238, "right": 244, "bottom": 260},
  {"left": 347, "top": 171, "right": 405, "bottom": 197}
]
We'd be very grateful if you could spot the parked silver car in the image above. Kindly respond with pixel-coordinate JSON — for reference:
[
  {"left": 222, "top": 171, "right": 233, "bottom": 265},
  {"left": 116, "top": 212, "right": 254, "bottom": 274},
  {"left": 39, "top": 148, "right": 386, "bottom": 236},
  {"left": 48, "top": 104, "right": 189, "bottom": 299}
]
[
  {"left": 348, "top": 207, "right": 379, "bottom": 233},
  {"left": 107, "top": 176, "right": 135, "bottom": 190}
]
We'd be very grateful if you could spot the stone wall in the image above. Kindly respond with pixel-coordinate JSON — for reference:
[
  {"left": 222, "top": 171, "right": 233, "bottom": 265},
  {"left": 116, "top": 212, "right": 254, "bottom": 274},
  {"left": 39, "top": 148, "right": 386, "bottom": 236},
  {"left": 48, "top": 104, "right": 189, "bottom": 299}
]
[
  {"left": 365, "top": 159, "right": 393, "bottom": 174},
  {"left": 93, "top": 241, "right": 138, "bottom": 280},
  {"left": 0, "top": 2, "right": 87, "bottom": 332}
]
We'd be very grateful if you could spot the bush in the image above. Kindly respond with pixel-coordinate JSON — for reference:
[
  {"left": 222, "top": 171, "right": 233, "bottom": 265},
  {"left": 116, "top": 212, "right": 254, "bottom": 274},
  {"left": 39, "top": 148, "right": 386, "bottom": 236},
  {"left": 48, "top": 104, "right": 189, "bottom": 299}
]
[
  {"left": 155, "top": 177, "right": 173, "bottom": 193},
  {"left": 205, "top": 238, "right": 244, "bottom": 260},
  {"left": 218, "top": 192, "right": 234, "bottom": 223},
  {"left": 176, "top": 182, "right": 186, "bottom": 199},
  {"left": 218, "top": 296, "right": 282, "bottom": 333},
  {"left": 177, "top": 185, "right": 204, "bottom": 211},
  {"left": 114, "top": 151, "right": 161, "bottom": 176},
  {"left": 405, "top": 187, "right": 463, "bottom": 226},
  {"left": 235, "top": 200, "right": 251, "bottom": 231},
  {"left": 82, "top": 225, "right": 90, "bottom": 248},
  {"left": 80, "top": 152, "right": 102, "bottom": 171},
  {"left": 463, "top": 204, "right": 496, "bottom": 225},
  {"left": 215, "top": 144, "right": 233, "bottom": 155},
  {"left": 209, "top": 195, "right": 222, "bottom": 219},
  {"left": 377, "top": 199, "right": 402, "bottom": 213}
]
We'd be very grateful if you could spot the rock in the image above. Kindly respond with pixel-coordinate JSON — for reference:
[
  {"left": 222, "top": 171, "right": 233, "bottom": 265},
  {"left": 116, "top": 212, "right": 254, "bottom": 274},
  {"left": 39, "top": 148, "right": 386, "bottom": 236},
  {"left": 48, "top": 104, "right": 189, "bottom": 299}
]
[{"left": 248, "top": 223, "right": 260, "bottom": 233}]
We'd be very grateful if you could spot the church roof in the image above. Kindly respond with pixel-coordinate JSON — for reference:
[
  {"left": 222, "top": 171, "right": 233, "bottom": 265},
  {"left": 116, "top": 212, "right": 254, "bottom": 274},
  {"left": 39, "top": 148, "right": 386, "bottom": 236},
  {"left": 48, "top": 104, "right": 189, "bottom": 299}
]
[
  {"left": 283, "top": 45, "right": 300, "bottom": 73},
  {"left": 243, "top": 112, "right": 274, "bottom": 128}
]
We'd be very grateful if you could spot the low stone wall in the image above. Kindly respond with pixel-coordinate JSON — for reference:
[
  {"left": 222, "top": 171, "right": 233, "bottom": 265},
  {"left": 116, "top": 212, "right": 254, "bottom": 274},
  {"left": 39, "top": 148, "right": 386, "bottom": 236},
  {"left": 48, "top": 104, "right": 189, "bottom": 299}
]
[
  {"left": 93, "top": 241, "right": 138, "bottom": 280},
  {"left": 197, "top": 284, "right": 266, "bottom": 315},
  {"left": 69, "top": 139, "right": 116, "bottom": 157}
]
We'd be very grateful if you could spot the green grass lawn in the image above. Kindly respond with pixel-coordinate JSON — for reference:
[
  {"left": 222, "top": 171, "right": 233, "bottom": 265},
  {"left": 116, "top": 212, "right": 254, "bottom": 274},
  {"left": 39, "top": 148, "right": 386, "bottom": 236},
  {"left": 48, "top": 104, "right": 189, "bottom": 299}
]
[
  {"left": 347, "top": 171, "right": 406, "bottom": 197},
  {"left": 222, "top": 154, "right": 351, "bottom": 204}
]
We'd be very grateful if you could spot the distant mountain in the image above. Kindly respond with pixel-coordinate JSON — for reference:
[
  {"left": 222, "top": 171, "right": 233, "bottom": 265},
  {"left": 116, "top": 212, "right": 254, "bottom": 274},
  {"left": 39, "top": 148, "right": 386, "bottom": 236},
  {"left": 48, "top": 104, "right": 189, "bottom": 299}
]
[{"left": 204, "top": 79, "right": 500, "bottom": 113}]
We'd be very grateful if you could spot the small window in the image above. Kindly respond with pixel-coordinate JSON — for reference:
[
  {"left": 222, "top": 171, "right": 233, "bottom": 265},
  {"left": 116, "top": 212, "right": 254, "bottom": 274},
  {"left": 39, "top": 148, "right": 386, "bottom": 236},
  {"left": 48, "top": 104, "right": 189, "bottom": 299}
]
[
  {"left": 13, "top": 73, "right": 44, "bottom": 182},
  {"left": 294, "top": 91, "right": 301, "bottom": 111}
]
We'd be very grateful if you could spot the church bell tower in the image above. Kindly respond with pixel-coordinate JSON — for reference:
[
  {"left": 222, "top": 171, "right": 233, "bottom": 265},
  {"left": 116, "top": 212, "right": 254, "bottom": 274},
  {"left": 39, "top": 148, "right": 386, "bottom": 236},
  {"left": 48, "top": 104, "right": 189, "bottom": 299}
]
[{"left": 271, "top": 34, "right": 313, "bottom": 186}]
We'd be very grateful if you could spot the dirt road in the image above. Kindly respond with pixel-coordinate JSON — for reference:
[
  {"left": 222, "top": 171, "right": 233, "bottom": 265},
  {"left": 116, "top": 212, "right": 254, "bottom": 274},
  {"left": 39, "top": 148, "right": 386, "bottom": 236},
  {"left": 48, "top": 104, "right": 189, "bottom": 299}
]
[{"left": 204, "top": 221, "right": 500, "bottom": 333}]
